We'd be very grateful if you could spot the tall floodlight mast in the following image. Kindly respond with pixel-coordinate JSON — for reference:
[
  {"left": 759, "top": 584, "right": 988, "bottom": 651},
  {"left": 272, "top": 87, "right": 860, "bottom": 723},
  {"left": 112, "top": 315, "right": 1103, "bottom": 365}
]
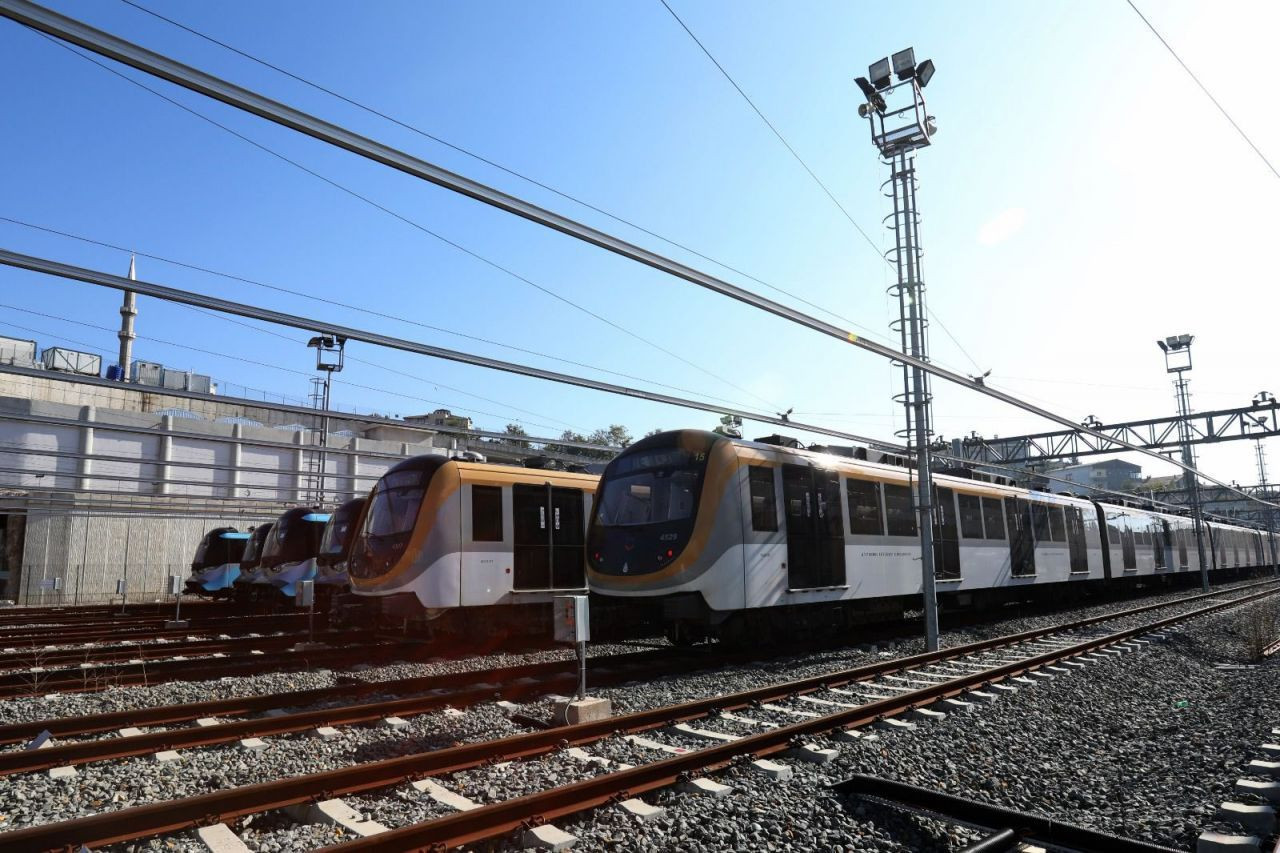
[
  {"left": 855, "top": 48, "right": 943, "bottom": 650},
  {"left": 1157, "top": 334, "right": 1210, "bottom": 591},
  {"left": 306, "top": 334, "right": 346, "bottom": 505},
  {"left": 1250, "top": 391, "right": 1278, "bottom": 571}
]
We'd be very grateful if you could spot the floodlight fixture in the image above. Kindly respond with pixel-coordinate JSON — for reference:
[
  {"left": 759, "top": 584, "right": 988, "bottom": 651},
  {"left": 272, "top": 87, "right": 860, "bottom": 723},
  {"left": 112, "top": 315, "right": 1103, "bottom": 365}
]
[
  {"left": 916, "top": 59, "right": 936, "bottom": 88},
  {"left": 869, "top": 57, "right": 892, "bottom": 90},
  {"left": 892, "top": 48, "right": 916, "bottom": 80},
  {"left": 855, "top": 76, "right": 878, "bottom": 101}
]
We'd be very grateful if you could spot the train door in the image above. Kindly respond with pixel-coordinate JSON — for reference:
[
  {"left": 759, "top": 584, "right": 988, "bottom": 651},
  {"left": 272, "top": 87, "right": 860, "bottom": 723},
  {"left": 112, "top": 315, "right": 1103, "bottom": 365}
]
[
  {"left": 1005, "top": 497, "right": 1035, "bottom": 576},
  {"left": 933, "top": 487, "right": 961, "bottom": 580},
  {"left": 1065, "top": 507, "right": 1088, "bottom": 573},
  {"left": 781, "top": 465, "right": 845, "bottom": 589},
  {"left": 1177, "top": 527, "right": 1189, "bottom": 569},
  {"left": 511, "top": 484, "right": 587, "bottom": 590},
  {"left": 1153, "top": 521, "right": 1168, "bottom": 570}
]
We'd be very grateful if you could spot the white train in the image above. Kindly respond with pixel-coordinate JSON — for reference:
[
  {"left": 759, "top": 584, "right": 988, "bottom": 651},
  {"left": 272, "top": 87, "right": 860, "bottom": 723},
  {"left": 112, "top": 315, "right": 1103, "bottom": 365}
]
[
  {"left": 344, "top": 455, "right": 598, "bottom": 633},
  {"left": 587, "top": 430, "right": 1273, "bottom": 643}
]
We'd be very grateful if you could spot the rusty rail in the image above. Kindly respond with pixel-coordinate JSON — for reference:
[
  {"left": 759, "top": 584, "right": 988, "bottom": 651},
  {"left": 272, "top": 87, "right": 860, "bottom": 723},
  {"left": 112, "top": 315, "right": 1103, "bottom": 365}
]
[
  {"left": 0, "top": 584, "right": 1272, "bottom": 852},
  {"left": 328, "top": 586, "right": 1278, "bottom": 851}
]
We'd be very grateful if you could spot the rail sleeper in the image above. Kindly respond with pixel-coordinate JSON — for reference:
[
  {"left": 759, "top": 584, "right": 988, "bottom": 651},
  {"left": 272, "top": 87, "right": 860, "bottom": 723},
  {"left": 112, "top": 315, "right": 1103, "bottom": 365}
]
[{"left": 286, "top": 798, "right": 387, "bottom": 837}]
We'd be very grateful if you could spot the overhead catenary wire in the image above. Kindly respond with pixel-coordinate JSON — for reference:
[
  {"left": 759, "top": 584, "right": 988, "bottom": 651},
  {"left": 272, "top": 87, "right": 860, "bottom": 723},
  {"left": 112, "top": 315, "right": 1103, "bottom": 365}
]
[
  {"left": 26, "top": 28, "right": 787, "bottom": 417},
  {"left": 0, "top": 248, "right": 896, "bottom": 449},
  {"left": 1, "top": 1, "right": 1273, "bottom": 512},
  {"left": 656, "top": 0, "right": 986, "bottom": 376},
  {"left": 1125, "top": 0, "right": 1280, "bottom": 182},
  {"left": 0, "top": 306, "right": 577, "bottom": 433},
  {"left": 0, "top": 215, "right": 773, "bottom": 416},
  {"left": 114, "top": 0, "right": 895, "bottom": 345}
]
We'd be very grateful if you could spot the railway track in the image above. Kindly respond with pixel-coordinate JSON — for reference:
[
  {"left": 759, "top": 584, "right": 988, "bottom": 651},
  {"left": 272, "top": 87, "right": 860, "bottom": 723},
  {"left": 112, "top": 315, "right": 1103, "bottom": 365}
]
[
  {"left": 2, "top": 580, "right": 1272, "bottom": 778},
  {"left": 0, "top": 628, "right": 352, "bottom": 671},
  {"left": 0, "top": 611, "right": 325, "bottom": 646},
  {"left": 0, "top": 581, "right": 1272, "bottom": 851},
  {"left": 0, "top": 637, "right": 436, "bottom": 699}
]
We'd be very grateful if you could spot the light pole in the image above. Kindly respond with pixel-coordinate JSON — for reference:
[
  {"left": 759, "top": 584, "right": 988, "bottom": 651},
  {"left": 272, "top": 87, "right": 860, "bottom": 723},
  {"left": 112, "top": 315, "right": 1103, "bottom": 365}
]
[
  {"left": 1249, "top": 391, "right": 1277, "bottom": 571},
  {"left": 1157, "top": 334, "right": 1209, "bottom": 591},
  {"left": 856, "top": 47, "right": 943, "bottom": 650},
  {"left": 306, "top": 334, "right": 346, "bottom": 505}
]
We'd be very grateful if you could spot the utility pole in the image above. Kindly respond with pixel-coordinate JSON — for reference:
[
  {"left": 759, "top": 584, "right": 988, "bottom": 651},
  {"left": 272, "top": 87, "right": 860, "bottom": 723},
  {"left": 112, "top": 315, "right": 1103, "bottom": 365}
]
[
  {"left": 1157, "top": 335, "right": 1209, "bottom": 591},
  {"left": 856, "top": 48, "right": 942, "bottom": 650}
]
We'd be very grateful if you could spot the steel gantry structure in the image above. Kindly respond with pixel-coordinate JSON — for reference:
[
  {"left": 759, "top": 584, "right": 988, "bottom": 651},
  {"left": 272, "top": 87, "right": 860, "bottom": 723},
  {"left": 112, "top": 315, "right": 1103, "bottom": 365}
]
[{"left": 951, "top": 400, "right": 1280, "bottom": 466}]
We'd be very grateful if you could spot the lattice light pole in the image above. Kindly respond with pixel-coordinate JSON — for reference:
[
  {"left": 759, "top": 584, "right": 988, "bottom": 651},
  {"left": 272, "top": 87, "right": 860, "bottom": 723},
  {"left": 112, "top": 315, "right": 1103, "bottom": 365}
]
[
  {"left": 1157, "top": 334, "right": 1209, "bottom": 591},
  {"left": 307, "top": 334, "right": 346, "bottom": 505},
  {"left": 855, "top": 48, "right": 943, "bottom": 650}
]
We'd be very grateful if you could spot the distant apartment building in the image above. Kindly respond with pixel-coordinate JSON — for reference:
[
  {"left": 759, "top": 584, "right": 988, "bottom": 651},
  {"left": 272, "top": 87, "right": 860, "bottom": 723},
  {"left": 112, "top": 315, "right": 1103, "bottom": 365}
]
[
  {"left": 405, "top": 408, "right": 474, "bottom": 431},
  {"left": 1049, "top": 459, "right": 1143, "bottom": 492}
]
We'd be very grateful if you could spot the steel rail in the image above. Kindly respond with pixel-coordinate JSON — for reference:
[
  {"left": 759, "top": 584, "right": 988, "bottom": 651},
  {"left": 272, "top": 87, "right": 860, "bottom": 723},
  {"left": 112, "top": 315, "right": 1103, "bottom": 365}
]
[
  {"left": 1, "top": 578, "right": 1273, "bottom": 768},
  {"left": 833, "top": 774, "right": 1176, "bottom": 853},
  {"left": 0, "top": 616, "right": 323, "bottom": 646},
  {"left": 1, "top": 584, "right": 1272, "bottom": 852},
  {"left": 0, "top": 629, "right": 347, "bottom": 670},
  {"left": 0, "top": 600, "right": 228, "bottom": 622},
  {"left": 0, "top": 249, "right": 885, "bottom": 448},
  {"left": 0, "top": 638, "right": 433, "bottom": 699},
  {"left": 329, "top": 587, "right": 1277, "bottom": 851},
  {"left": 0, "top": 650, "right": 682, "bottom": 777},
  {"left": 0, "top": 0, "right": 1274, "bottom": 510},
  {"left": 1263, "top": 636, "right": 1280, "bottom": 658}
]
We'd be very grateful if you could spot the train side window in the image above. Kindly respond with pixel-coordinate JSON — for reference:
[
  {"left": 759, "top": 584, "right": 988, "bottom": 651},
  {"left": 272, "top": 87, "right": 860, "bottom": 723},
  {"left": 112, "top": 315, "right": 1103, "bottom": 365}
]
[
  {"left": 1049, "top": 507, "right": 1067, "bottom": 543},
  {"left": 471, "top": 485, "right": 503, "bottom": 542},
  {"left": 846, "top": 478, "right": 884, "bottom": 535},
  {"left": 1030, "top": 503, "right": 1050, "bottom": 544},
  {"left": 957, "top": 493, "right": 984, "bottom": 539},
  {"left": 883, "top": 484, "right": 917, "bottom": 537},
  {"left": 981, "top": 497, "right": 1005, "bottom": 540},
  {"left": 747, "top": 465, "right": 778, "bottom": 532}
]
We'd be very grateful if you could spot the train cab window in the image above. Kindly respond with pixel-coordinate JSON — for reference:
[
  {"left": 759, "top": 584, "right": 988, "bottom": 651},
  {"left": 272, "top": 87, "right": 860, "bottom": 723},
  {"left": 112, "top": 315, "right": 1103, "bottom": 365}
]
[
  {"left": 471, "top": 485, "right": 503, "bottom": 542},
  {"left": 1049, "top": 508, "right": 1067, "bottom": 543},
  {"left": 957, "top": 493, "right": 984, "bottom": 539},
  {"left": 981, "top": 497, "right": 1006, "bottom": 540},
  {"left": 846, "top": 478, "right": 884, "bottom": 535},
  {"left": 883, "top": 484, "right": 917, "bottom": 537},
  {"left": 748, "top": 466, "right": 778, "bottom": 532}
]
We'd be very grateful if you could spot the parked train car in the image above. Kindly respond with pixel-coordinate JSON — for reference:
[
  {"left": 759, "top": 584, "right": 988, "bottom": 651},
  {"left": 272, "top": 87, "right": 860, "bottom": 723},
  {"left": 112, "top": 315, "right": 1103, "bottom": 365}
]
[
  {"left": 260, "top": 507, "right": 332, "bottom": 597},
  {"left": 343, "top": 455, "right": 598, "bottom": 634},
  {"left": 315, "top": 497, "right": 368, "bottom": 589},
  {"left": 586, "top": 430, "right": 1271, "bottom": 644},
  {"left": 186, "top": 527, "right": 250, "bottom": 596},
  {"left": 234, "top": 523, "right": 275, "bottom": 590}
]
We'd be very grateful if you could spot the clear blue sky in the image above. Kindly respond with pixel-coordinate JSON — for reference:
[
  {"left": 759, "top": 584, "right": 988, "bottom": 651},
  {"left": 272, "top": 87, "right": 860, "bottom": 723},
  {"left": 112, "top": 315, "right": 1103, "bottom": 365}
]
[{"left": 2, "top": 0, "right": 1278, "bottom": 485}]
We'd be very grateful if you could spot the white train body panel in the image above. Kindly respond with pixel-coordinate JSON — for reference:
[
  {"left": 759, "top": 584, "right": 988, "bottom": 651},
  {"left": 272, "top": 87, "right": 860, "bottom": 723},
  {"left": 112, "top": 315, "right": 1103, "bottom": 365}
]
[
  {"left": 349, "top": 457, "right": 597, "bottom": 614},
  {"left": 588, "top": 431, "right": 1271, "bottom": 624}
]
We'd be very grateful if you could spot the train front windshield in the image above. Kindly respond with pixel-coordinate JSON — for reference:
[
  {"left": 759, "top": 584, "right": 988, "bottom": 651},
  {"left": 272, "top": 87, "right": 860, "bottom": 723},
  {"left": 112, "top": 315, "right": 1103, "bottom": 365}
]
[
  {"left": 589, "top": 437, "right": 710, "bottom": 577},
  {"left": 350, "top": 468, "right": 430, "bottom": 578},
  {"left": 319, "top": 499, "right": 365, "bottom": 565},
  {"left": 241, "top": 525, "right": 273, "bottom": 569},
  {"left": 193, "top": 529, "right": 249, "bottom": 570},
  {"left": 596, "top": 458, "right": 702, "bottom": 526}
]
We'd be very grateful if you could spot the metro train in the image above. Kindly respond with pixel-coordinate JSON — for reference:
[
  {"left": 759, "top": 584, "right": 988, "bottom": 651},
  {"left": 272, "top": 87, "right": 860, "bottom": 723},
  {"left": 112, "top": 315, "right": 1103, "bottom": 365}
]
[
  {"left": 186, "top": 527, "right": 251, "bottom": 596},
  {"left": 587, "top": 429, "right": 1276, "bottom": 644},
  {"left": 234, "top": 522, "right": 275, "bottom": 590},
  {"left": 315, "top": 497, "right": 368, "bottom": 589},
  {"left": 341, "top": 455, "right": 598, "bottom": 634},
  {"left": 259, "top": 507, "right": 332, "bottom": 597}
]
